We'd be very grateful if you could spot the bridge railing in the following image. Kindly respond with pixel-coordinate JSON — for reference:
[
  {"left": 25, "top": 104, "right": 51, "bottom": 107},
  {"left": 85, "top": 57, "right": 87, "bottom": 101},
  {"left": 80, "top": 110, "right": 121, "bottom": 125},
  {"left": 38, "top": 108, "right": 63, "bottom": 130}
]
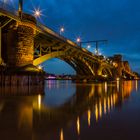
[{"left": 0, "top": 1, "right": 18, "bottom": 16}]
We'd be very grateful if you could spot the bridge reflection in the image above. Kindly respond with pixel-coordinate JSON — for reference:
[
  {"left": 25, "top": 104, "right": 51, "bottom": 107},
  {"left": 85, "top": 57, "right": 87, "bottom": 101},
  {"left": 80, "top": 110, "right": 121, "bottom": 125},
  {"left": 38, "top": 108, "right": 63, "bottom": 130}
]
[{"left": 0, "top": 80, "right": 138, "bottom": 140}]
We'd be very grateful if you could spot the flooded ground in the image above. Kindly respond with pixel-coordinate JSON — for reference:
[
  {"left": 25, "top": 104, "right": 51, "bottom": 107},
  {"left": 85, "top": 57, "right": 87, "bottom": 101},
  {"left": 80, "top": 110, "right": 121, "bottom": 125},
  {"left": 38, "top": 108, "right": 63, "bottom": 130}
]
[{"left": 0, "top": 80, "right": 140, "bottom": 140}]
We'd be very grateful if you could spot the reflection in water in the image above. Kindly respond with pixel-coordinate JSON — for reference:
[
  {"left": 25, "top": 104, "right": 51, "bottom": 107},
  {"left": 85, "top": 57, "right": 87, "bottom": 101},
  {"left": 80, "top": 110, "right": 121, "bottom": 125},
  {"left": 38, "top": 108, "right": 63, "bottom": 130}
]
[
  {"left": 135, "top": 80, "right": 138, "bottom": 92},
  {"left": 117, "top": 79, "right": 120, "bottom": 92},
  {"left": 104, "top": 98, "right": 107, "bottom": 114},
  {"left": 87, "top": 109, "right": 91, "bottom": 127},
  {"left": 0, "top": 80, "right": 139, "bottom": 140},
  {"left": 38, "top": 94, "right": 41, "bottom": 110},
  {"left": 60, "top": 129, "right": 64, "bottom": 140},
  {"left": 77, "top": 117, "right": 80, "bottom": 136},
  {"left": 104, "top": 82, "right": 107, "bottom": 93},
  {"left": 95, "top": 104, "right": 99, "bottom": 122},
  {"left": 99, "top": 100, "right": 102, "bottom": 118}
]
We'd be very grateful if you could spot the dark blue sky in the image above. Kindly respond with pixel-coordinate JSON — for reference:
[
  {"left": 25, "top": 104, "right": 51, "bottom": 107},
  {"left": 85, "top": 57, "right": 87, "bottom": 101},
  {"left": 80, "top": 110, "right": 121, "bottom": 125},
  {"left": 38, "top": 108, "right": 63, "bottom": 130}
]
[{"left": 8, "top": 0, "right": 140, "bottom": 74}]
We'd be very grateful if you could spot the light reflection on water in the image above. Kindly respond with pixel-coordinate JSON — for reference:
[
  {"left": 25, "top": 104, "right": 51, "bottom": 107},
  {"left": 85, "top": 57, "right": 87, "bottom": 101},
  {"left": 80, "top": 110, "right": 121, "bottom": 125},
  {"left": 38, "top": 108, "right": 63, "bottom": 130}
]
[{"left": 0, "top": 80, "right": 140, "bottom": 140}]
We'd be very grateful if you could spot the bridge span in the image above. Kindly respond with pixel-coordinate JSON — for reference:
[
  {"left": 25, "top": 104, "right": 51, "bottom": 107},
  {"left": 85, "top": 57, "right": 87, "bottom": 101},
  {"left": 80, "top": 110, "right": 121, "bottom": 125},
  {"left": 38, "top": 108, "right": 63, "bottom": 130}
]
[{"left": 0, "top": 0, "right": 137, "bottom": 83}]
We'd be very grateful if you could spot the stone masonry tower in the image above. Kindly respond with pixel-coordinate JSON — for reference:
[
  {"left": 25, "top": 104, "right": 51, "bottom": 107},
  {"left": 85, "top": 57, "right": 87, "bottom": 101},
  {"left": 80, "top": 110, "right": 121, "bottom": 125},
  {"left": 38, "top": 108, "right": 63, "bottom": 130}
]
[{"left": 3, "top": 0, "right": 37, "bottom": 70}]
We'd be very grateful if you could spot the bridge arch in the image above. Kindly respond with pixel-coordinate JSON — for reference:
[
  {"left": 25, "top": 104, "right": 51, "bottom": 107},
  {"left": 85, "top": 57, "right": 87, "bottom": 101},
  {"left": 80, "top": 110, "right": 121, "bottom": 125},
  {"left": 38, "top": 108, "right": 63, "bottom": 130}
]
[
  {"left": 98, "top": 65, "right": 113, "bottom": 78},
  {"left": 33, "top": 51, "right": 95, "bottom": 76}
]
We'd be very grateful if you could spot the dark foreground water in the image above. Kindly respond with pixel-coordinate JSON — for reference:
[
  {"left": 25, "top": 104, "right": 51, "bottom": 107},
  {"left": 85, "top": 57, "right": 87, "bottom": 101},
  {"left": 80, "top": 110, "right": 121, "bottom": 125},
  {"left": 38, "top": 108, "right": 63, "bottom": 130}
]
[{"left": 0, "top": 80, "right": 140, "bottom": 140}]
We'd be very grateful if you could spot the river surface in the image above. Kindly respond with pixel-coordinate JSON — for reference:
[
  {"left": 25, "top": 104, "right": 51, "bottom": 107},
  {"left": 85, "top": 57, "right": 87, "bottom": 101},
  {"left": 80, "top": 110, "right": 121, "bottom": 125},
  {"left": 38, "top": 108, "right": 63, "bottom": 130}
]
[{"left": 0, "top": 80, "right": 140, "bottom": 140}]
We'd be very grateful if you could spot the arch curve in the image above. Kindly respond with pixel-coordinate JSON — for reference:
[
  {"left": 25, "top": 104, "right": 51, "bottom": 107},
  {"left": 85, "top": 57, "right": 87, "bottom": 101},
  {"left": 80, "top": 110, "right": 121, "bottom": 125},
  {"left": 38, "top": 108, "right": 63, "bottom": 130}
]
[{"left": 33, "top": 51, "right": 96, "bottom": 76}]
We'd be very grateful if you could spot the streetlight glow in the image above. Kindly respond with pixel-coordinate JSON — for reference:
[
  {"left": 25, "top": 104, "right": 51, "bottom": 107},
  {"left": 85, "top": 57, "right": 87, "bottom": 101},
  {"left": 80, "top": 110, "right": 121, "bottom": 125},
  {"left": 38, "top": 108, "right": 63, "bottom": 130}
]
[
  {"left": 38, "top": 65, "right": 42, "bottom": 70},
  {"left": 76, "top": 37, "right": 81, "bottom": 43},
  {"left": 60, "top": 27, "right": 64, "bottom": 35},
  {"left": 34, "top": 9, "right": 41, "bottom": 18},
  {"left": 87, "top": 45, "right": 91, "bottom": 49}
]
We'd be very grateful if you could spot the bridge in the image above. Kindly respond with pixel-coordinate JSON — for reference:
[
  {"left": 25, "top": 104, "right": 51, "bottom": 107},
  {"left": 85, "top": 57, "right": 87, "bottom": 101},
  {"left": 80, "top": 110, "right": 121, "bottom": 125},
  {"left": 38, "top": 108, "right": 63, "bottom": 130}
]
[{"left": 0, "top": 0, "right": 137, "bottom": 83}]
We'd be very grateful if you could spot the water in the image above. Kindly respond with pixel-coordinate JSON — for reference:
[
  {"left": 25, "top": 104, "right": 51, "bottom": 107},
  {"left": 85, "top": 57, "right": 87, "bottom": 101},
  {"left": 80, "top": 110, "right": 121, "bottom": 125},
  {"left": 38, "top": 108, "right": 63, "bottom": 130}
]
[{"left": 0, "top": 80, "right": 140, "bottom": 140}]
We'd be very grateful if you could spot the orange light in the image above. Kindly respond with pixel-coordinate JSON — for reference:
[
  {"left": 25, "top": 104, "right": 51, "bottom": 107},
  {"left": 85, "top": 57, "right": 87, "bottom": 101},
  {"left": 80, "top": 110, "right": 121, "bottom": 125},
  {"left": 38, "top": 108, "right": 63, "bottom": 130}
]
[
  {"left": 77, "top": 117, "right": 80, "bottom": 135},
  {"left": 87, "top": 109, "right": 91, "bottom": 127}
]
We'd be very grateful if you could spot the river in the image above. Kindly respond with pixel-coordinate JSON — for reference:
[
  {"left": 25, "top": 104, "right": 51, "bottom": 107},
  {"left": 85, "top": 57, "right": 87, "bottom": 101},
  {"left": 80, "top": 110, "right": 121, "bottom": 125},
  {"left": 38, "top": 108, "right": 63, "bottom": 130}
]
[{"left": 0, "top": 80, "right": 140, "bottom": 140}]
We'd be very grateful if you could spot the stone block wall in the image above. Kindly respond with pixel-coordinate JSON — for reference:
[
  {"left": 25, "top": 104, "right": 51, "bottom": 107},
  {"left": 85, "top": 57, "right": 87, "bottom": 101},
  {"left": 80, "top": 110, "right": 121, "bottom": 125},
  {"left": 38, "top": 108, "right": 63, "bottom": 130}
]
[
  {"left": 16, "top": 24, "right": 34, "bottom": 66},
  {"left": 4, "top": 23, "right": 34, "bottom": 67}
]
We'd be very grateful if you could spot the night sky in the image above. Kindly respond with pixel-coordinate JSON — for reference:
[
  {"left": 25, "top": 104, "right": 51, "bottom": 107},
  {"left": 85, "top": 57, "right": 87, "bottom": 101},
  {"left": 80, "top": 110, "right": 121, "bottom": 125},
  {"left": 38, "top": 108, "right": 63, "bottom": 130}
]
[{"left": 7, "top": 0, "right": 140, "bottom": 74}]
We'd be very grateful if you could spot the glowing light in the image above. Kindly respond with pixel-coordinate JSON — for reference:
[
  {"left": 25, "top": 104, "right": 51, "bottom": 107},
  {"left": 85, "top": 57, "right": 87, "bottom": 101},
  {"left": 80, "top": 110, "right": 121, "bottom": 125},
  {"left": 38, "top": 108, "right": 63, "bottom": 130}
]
[
  {"left": 95, "top": 49, "right": 97, "bottom": 54},
  {"left": 99, "top": 100, "right": 102, "bottom": 118},
  {"left": 136, "top": 80, "right": 138, "bottom": 92},
  {"left": 104, "top": 98, "right": 107, "bottom": 114},
  {"left": 60, "top": 129, "right": 64, "bottom": 140},
  {"left": 60, "top": 27, "right": 64, "bottom": 34},
  {"left": 111, "top": 95, "right": 113, "bottom": 109},
  {"left": 34, "top": 9, "right": 41, "bottom": 17},
  {"left": 77, "top": 117, "right": 80, "bottom": 135},
  {"left": 87, "top": 45, "right": 91, "bottom": 49},
  {"left": 103, "top": 75, "right": 107, "bottom": 78},
  {"left": 38, "top": 65, "right": 42, "bottom": 70},
  {"left": 113, "top": 62, "right": 118, "bottom": 67},
  {"left": 104, "top": 82, "right": 107, "bottom": 93},
  {"left": 38, "top": 94, "right": 41, "bottom": 109},
  {"left": 113, "top": 94, "right": 116, "bottom": 106},
  {"left": 76, "top": 37, "right": 81, "bottom": 43},
  {"left": 87, "top": 109, "right": 91, "bottom": 127},
  {"left": 116, "top": 77, "right": 120, "bottom": 81},
  {"left": 95, "top": 104, "right": 99, "bottom": 122},
  {"left": 108, "top": 97, "right": 110, "bottom": 112},
  {"left": 117, "top": 79, "right": 120, "bottom": 92}
]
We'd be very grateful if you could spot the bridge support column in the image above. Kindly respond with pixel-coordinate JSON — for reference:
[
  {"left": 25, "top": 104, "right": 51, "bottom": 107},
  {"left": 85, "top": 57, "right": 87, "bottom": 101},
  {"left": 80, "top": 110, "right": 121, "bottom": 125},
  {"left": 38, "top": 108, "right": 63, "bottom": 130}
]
[
  {"left": 16, "top": 24, "right": 34, "bottom": 66},
  {"left": 6, "top": 23, "right": 34, "bottom": 68}
]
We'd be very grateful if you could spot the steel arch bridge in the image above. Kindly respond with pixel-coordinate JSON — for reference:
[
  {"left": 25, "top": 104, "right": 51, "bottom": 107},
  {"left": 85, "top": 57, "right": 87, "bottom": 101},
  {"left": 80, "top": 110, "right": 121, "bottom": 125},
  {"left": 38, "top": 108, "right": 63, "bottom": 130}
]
[
  {"left": 0, "top": 1, "right": 137, "bottom": 80},
  {"left": 33, "top": 33, "right": 114, "bottom": 77}
]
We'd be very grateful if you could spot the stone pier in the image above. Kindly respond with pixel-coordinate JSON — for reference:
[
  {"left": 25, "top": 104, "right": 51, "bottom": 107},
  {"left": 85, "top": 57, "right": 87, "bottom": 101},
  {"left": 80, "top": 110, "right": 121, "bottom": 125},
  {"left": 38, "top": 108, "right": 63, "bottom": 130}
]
[{"left": 0, "top": 13, "right": 45, "bottom": 86}]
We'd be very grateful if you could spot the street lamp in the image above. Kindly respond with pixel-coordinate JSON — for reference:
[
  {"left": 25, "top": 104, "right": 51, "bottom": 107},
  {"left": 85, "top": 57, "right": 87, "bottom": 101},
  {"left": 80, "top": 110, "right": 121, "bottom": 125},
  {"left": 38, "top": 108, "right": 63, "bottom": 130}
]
[
  {"left": 87, "top": 44, "right": 91, "bottom": 49},
  {"left": 76, "top": 37, "right": 81, "bottom": 46},
  {"left": 18, "top": 0, "right": 23, "bottom": 19},
  {"left": 76, "top": 37, "right": 81, "bottom": 43},
  {"left": 60, "top": 27, "right": 64, "bottom": 35},
  {"left": 34, "top": 9, "right": 41, "bottom": 18}
]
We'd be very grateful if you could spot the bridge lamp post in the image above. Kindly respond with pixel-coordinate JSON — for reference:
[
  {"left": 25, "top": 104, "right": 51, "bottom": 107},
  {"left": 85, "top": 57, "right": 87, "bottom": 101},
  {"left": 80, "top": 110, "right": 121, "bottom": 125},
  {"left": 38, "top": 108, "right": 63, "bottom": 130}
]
[
  {"left": 19, "top": 0, "right": 23, "bottom": 19},
  {"left": 60, "top": 27, "right": 64, "bottom": 35},
  {"left": 34, "top": 9, "right": 41, "bottom": 18},
  {"left": 87, "top": 45, "right": 91, "bottom": 49},
  {"left": 76, "top": 37, "right": 81, "bottom": 46}
]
